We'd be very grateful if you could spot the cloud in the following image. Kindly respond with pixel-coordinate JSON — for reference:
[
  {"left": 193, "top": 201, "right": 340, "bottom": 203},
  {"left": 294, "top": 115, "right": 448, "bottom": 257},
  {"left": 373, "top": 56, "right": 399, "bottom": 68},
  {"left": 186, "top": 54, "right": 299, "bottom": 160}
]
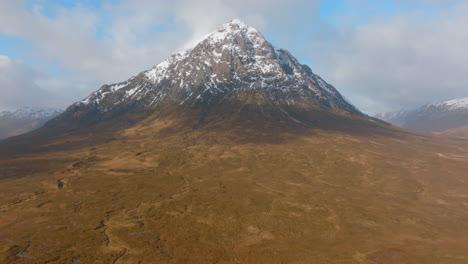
[
  {"left": 310, "top": 1, "right": 468, "bottom": 114},
  {"left": 0, "top": 54, "right": 86, "bottom": 110},
  {"left": 0, "top": 55, "right": 50, "bottom": 109},
  {"left": 173, "top": 0, "right": 320, "bottom": 49},
  {"left": 0, "top": 1, "right": 173, "bottom": 83}
]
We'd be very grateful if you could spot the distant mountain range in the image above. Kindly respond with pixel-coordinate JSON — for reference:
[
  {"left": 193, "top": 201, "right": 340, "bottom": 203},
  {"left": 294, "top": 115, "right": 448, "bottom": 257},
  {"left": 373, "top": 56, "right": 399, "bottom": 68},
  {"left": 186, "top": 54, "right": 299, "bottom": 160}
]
[
  {"left": 0, "top": 106, "right": 63, "bottom": 139},
  {"left": 376, "top": 97, "right": 468, "bottom": 133}
]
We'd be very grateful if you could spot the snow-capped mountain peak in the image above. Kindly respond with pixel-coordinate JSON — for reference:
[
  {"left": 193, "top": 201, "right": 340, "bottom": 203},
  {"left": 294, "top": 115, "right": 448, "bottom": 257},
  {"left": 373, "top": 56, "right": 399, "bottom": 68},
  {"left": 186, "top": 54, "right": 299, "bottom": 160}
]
[
  {"left": 204, "top": 19, "right": 268, "bottom": 51},
  {"left": 72, "top": 19, "right": 360, "bottom": 119},
  {"left": 143, "top": 19, "right": 286, "bottom": 87}
]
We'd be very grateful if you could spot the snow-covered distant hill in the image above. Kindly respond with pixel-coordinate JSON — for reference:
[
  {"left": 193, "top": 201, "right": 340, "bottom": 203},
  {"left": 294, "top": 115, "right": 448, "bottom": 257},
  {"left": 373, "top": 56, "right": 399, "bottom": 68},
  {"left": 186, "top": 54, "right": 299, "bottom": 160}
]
[
  {"left": 0, "top": 106, "right": 63, "bottom": 139},
  {"left": 433, "top": 97, "right": 468, "bottom": 111},
  {"left": 376, "top": 97, "right": 468, "bottom": 132},
  {"left": 375, "top": 109, "right": 414, "bottom": 127}
]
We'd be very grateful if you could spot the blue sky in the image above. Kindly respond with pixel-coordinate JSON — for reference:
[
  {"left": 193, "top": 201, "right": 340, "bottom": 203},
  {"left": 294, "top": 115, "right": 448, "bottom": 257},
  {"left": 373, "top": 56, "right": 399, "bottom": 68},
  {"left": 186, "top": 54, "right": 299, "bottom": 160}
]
[{"left": 1, "top": 0, "right": 467, "bottom": 113}]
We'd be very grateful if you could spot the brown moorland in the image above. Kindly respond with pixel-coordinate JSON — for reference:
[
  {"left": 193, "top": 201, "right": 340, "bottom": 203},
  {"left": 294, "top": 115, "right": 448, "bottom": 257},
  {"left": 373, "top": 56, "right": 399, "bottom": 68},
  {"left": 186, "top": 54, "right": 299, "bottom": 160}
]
[{"left": 1, "top": 107, "right": 468, "bottom": 264}]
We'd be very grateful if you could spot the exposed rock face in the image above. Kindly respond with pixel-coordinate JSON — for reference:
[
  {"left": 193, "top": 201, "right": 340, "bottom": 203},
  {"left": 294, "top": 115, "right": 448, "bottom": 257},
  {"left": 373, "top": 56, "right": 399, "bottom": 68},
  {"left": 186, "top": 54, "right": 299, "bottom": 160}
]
[{"left": 55, "top": 19, "right": 360, "bottom": 127}]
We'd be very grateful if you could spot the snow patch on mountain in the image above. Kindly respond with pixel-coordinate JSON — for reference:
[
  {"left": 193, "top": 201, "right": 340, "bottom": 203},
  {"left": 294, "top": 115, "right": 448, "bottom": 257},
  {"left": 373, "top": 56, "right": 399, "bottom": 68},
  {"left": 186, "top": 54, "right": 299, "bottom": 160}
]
[
  {"left": 434, "top": 97, "right": 468, "bottom": 110},
  {"left": 145, "top": 50, "right": 190, "bottom": 84}
]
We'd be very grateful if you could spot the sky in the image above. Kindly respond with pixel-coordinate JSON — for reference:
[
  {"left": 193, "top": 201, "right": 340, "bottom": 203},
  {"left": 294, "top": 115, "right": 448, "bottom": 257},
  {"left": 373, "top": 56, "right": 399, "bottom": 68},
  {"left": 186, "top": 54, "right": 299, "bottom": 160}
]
[{"left": 0, "top": 0, "right": 467, "bottom": 115}]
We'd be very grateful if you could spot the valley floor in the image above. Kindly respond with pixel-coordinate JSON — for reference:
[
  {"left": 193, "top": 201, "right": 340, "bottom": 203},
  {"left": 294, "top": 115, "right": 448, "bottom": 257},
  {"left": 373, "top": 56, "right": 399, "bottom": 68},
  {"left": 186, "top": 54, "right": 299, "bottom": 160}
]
[{"left": 1, "top": 120, "right": 468, "bottom": 263}]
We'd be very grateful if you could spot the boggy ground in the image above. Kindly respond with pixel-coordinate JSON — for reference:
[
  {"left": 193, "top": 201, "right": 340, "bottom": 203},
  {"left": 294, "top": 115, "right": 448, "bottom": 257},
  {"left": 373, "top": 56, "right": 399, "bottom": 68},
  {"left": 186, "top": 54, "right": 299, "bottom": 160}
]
[{"left": 1, "top": 113, "right": 468, "bottom": 264}]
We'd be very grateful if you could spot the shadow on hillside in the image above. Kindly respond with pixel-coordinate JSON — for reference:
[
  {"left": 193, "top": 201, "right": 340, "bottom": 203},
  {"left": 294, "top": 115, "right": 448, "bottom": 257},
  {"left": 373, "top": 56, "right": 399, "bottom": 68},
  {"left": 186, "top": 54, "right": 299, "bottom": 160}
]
[{"left": 0, "top": 103, "right": 409, "bottom": 158}]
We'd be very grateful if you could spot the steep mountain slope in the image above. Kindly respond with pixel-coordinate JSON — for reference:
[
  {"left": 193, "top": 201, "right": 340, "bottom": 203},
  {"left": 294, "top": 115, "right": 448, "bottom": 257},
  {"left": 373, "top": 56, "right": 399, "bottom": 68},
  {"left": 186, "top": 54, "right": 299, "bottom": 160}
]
[
  {"left": 376, "top": 97, "right": 468, "bottom": 132},
  {"left": 1, "top": 20, "right": 468, "bottom": 264},
  {"left": 0, "top": 107, "right": 62, "bottom": 139}
]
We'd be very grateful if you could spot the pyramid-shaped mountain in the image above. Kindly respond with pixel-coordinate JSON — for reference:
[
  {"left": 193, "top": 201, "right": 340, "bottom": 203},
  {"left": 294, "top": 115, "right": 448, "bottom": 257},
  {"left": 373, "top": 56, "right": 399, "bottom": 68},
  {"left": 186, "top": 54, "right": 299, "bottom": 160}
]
[
  {"left": 2, "top": 20, "right": 381, "bottom": 156},
  {"left": 51, "top": 19, "right": 362, "bottom": 129}
]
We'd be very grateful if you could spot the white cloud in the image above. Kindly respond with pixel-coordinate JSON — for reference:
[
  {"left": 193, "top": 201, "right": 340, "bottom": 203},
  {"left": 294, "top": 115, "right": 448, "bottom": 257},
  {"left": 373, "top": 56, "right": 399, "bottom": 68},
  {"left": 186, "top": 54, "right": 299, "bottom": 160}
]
[
  {"left": 310, "top": 1, "right": 468, "bottom": 114},
  {"left": 0, "top": 55, "right": 54, "bottom": 109},
  {"left": 0, "top": 53, "right": 86, "bottom": 110}
]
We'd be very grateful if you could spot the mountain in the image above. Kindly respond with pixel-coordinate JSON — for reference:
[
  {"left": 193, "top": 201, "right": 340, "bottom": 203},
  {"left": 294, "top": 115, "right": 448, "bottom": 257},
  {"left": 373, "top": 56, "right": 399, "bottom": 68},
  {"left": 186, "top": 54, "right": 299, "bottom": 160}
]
[
  {"left": 0, "top": 19, "right": 375, "bottom": 155},
  {"left": 376, "top": 97, "right": 468, "bottom": 132},
  {"left": 1, "top": 20, "right": 468, "bottom": 264},
  {"left": 0, "top": 106, "right": 62, "bottom": 139},
  {"left": 375, "top": 109, "right": 414, "bottom": 126},
  {"left": 51, "top": 19, "right": 361, "bottom": 129}
]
